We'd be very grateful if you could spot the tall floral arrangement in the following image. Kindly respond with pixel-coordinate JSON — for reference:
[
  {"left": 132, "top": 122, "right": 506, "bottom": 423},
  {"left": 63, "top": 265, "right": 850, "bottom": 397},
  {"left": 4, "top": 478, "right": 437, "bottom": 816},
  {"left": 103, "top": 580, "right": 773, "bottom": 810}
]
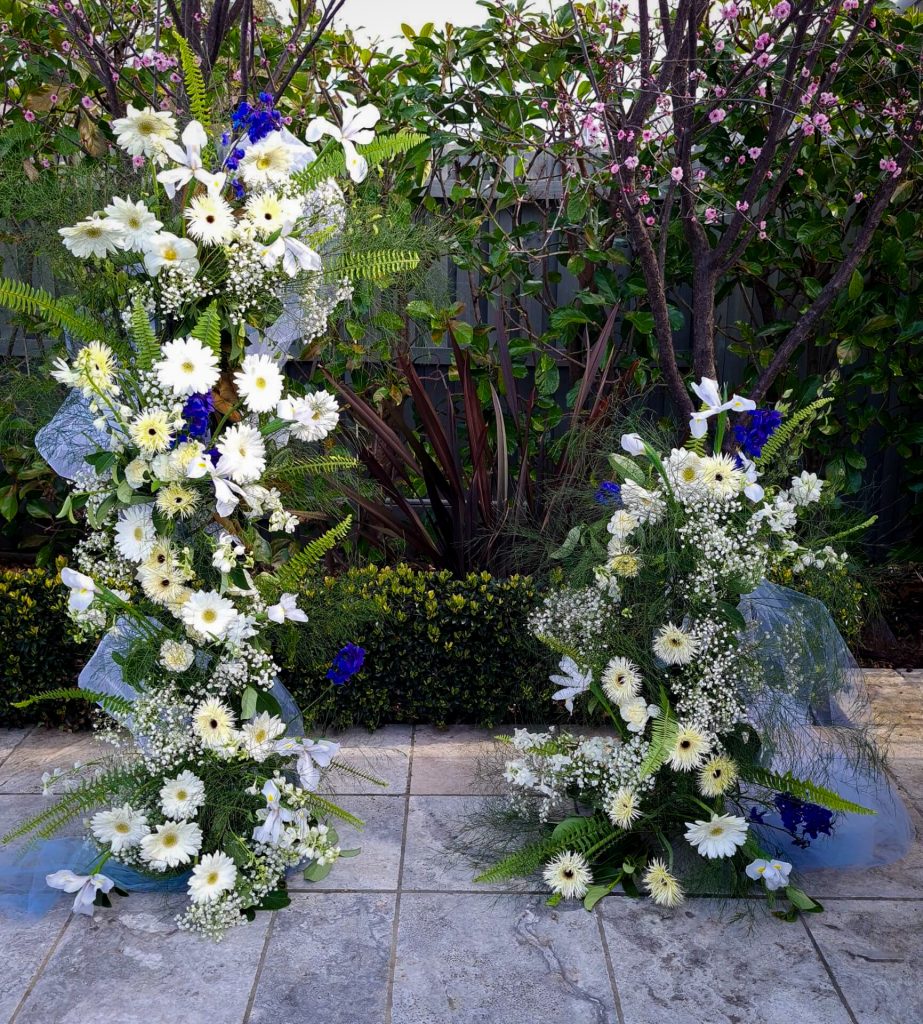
[
  {"left": 478, "top": 380, "right": 880, "bottom": 917},
  {"left": 0, "top": 74, "right": 420, "bottom": 937}
]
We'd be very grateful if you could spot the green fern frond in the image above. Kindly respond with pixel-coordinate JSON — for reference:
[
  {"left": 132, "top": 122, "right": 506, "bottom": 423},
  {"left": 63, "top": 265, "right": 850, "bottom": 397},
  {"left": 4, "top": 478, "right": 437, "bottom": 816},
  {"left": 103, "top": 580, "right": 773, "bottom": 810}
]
[
  {"left": 0, "top": 278, "right": 113, "bottom": 347},
  {"left": 475, "top": 814, "right": 613, "bottom": 883},
  {"left": 330, "top": 249, "right": 420, "bottom": 283},
  {"left": 741, "top": 766, "right": 874, "bottom": 815},
  {"left": 130, "top": 295, "right": 159, "bottom": 370},
  {"left": 270, "top": 453, "right": 360, "bottom": 481},
  {"left": 533, "top": 632, "right": 583, "bottom": 666},
  {"left": 274, "top": 516, "right": 352, "bottom": 591},
  {"left": 11, "top": 688, "right": 134, "bottom": 717},
  {"left": 190, "top": 300, "right": 221, "bottom": 358},
  {"left": 821, "top": 515, "right": 877, "bottom": 547},
  {"left": 756, "top": 398, "right": 833, "bottom": 466},
  {"left": 301, "top": 790, "right": 364, "bottom": 829},
  {"left": 329, "top": 759, "right": 388, "bottom": 788},
  {"left": 292, "top": 131, "right": 429, "bottom": 191},
  {"left": 638, "top": 700, "right": 677, "bottom": 778},
  {"left": 684, "top": 434, "right": 706, "bottom": 455},
  {"left": 174, "top": 32, "right": 209, "bottom": 124}
]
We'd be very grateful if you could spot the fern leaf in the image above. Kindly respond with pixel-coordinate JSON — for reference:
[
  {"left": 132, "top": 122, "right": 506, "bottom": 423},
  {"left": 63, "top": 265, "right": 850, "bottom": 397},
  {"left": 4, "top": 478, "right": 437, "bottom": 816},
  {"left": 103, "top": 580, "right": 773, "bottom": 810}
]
[
  {"left": 0, "top": 277, "right": 113, "bottom": 346},
  {"left": 190, "top": 300, "right": 222, "bottom": 358},
  {"left": 329, "top": 759, "right": 388, "bottom": 788},
  {"left": 741, "top": 766, "right": 874, "bottom": 815},
  {"left": 292, "top": 131, "right": 429, "bottom": 191},
  {"left": 273, "top": 516, "right": 352, "bottom": 591},
  {"left": 174, "top": 32, "right": 209, "bottom": 124},
  {"left": 301, "top": 790, "right": 364, "bottom": 829},
  {"left": 638, "top": 700, "right": 677, "bottom": 778},
  {"left": 329, "top": 249, "right": 420, "bottom": 283},
  {"left": 533, "top": 632, "right": 584, "bottom": 666},
  {"left": 475, "top": 814, "right": 613, "bottom": 883},
  {"left": 11, "top": 688, "right": 134, "bottom": 717},
  {"left": 756, "top": 398, "right": 833, "bottom": 466},
  {"left": 130, "top": 295, "right": 160, "bottom": 370},
  {"left": 270, "top": 453, "right": 360, "bottom": 481}
]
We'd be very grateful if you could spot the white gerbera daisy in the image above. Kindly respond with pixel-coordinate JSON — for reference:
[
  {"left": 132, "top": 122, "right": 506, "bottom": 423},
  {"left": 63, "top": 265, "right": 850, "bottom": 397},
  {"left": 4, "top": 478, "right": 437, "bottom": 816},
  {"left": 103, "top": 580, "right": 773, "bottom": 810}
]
[
  {"left": 193, "top": 697, "right": 237, "bottom": 748},
  {"left": 188, "top": 851, "right": 237, "bottom": 903},
  {"left": 73, "top": 341, "right": 118, "bottom": 395},
  {"left": 143, "top": 232, "right": 200, "bottom": 278},
  {"left": 159, "top": 638, "right": 195, "bottom": 673},
  {"left": 653, "top": 623, "right": 699, "bottom": 666},
  {"left": 684, "top": 813, "right": 748, "bottom": 859},
  {"left": 601, "top": 656, "right": 642, "bottom": 703},
  {"left": 245, "top": 192, "right": 301, "bottom": 236},
  {"left": 139, "top": 819, "right": 202, "bottom": 869},
  {"left": 58, "top": 216, "right": 124, "bottom": 259},
  {"left": 90, "top": 804, "right": 149, "bottom": 853},
  {"left": 607, "top": 787, "right": 641, "bottom": 829},
  {"left": 182, "top": 590, "right": 238, "bottom": 638},
  {"left": 234, "top": 354, "right": 285, "bottom": 414},
  {"left": 701, "top": 454, "right": 743, "bottom": 498},
  {"left": 185, "top": 193, "right": 235, "bottom": 246},
  {"left": 216, "top": 423, "right": 266, "bottom": 484},
  {"left": 114, "top": 505, "right": 155, "bottom": 561},
  {"left": 160, "top": 770, "right": 206, "bottom": 819},
  {"left": 156, "top": 482, "right": 201, "bottom": 519},
  {"left": 240, "top": 712, "right": 286, "bottom": 761},
  {"left": 667, "top": 725, "right": 710, "bottom": 772},
  {"left": 154, "top": 336, "right": 220, "bottom": 397},
  {"left": 137, "top": 563, "right": 190, "bottom": 606},
  {"left": 111, "top": 104, "right": 177, "bottom": 161},
  {"left": 697, "top": 756, "right": 738, "bottom": 797},
  {"left": 543, "top": 850, "right": 592, "bottom": 900},
  {"left": 130, "top": 409, "right": 173, "bottom": 454},
  {"left": 239, "top": 134, "right": 295, "bottom": 186},
  {"left": 277, "top": 390, "right": 340, "bottom": 442},
  {"left": 103, "top": 196, "right": 162, "bottom": 250},
  {"left": 643, "top": 858, "right": 685, "bottom": 907}
]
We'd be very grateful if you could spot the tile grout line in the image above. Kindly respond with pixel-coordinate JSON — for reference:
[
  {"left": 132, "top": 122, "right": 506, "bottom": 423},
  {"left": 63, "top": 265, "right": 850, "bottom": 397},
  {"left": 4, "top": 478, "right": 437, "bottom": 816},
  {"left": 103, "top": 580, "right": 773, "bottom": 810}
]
[
  {"left": 383, "top": 724, "right": 415, "bottom": 1024},
  {"left": 595, "top": 913, "right": 626, "bottom": 1024},
  {"left": 241, "top": 910, "right": 278, "bottom": 1024},
  {"left": 8, "top": 914, "right": 71, "bottom": 1023},
  {"left": 798, "top": 914, "right": 860, "bottom": 1024},
  {"left": 0, "top": 726, "right": 36, "bottom": 774}
]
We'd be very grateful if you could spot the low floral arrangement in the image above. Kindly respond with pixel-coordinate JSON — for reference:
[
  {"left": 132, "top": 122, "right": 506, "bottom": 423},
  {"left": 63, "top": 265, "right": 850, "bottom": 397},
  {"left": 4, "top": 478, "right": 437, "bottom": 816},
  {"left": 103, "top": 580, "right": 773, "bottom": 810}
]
[
  {"left": 0, "top": 72, "right": 421, "bottom": 938},
  {"left": 477, "top": 378, "right": 877, "bottom": 917}
]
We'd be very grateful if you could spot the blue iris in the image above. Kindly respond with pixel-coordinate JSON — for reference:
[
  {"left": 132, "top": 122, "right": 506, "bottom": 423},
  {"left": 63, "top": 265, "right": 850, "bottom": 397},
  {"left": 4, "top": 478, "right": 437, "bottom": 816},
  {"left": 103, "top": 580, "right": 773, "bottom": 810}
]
[
  {"left": 326, "top": 643, "right": 366, "bottom": 686},
  {"left": 594, "top": 481, "right": 622, "bottom": 505},
  {"left": 733, "top": 408, "right": 783, "bottom": 459}
]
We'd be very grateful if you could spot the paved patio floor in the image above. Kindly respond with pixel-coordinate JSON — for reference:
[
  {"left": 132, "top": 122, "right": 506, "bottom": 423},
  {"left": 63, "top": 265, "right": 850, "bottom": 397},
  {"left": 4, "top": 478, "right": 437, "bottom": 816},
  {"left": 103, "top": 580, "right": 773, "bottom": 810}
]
[{"left": 0, "top": 669, "right": 921, "bottom": 1024}]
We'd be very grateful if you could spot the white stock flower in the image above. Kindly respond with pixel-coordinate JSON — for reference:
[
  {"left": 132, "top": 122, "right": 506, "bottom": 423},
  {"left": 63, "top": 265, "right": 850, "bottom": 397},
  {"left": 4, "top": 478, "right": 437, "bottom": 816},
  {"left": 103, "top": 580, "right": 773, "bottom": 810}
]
[
  {"left": 140, "top": 819, "right": 202, "bottom": 868},
  {"left": 154, "top": 335, "right": 220, "bottom": 397},
  {"left": 160, "top": 770, "right": 206, "bottom": 819},
  {"left": 58, "top": 216, "right": 124, "bottom": 259},
  {"left": 111, "top": 104, "right": 177, "bottom": 161},
  {"left": 114, "top": 504, "right": 155, "bottom": 561},
  {"left": 684, "top": 814, "right": 748, "bottom": 859},
  {"left": 606, "top": 509, "right": 639, "bottom": 542},
  {"left": 276, "top": 390, "right": 339, "bottom": 442},
  {"left": 619, "top": 696, "right": 659, "bottom": 734},
  {"left": 103, "top": 197, "right": 162, "bottom": 250},
  {"left": 306, "top": 102, "right": 380, "bottom": 183},
  {"left": 90, "top": 804, "right": 149, "bottom": 853},
  {"left": 234, "top": 354, "right": 285, "bottom": 413},
  {"left": 182, "top": 590, "right": 239, "bottom": 639},
  {"left": 143, "top": 232, "right": 200, "bottom": 277},
  {"left": 188, "top": 851, "right": 237, "bottom": 903},
  {"left": 790, "top": 471, "right": 824, "bottom": 506},
  {"left": 216, "top": 424, "right": 267, "bottom": 483}
]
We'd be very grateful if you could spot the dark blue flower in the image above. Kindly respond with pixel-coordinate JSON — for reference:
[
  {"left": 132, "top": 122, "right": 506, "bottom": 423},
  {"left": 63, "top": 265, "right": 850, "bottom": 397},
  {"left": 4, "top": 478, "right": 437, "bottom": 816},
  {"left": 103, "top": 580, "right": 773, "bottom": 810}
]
[
  {"left": 205, "top": 446, "right": 220, "bottom": 466},
  {"left": 747, "top": 805, "right": 766, "bottom": 824},
  {"left": 733, "top": 408, "right": 783, "bottom": 459},
  {"left": 594, "top": 481, "right": 622, "bottom": 505},
  {"left": 230, "top": 96, "right": 282, "bottom": 145},
  {"left": 326, "top": 643, "right": 366, "bottom": 686},
  {"left": 181, "top": 392, "right": 214, "bottom": 440},
  {"left": 773, "top": 792, "right": 834, "bottom": 848},
  {"left": 231, "top": 178, "right": 245, "bottom": 200}
]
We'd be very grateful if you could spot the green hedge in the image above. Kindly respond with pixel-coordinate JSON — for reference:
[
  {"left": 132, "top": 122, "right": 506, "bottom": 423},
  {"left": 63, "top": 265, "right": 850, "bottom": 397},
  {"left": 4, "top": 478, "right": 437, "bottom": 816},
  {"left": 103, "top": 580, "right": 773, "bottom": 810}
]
[{"left": 0, "top": 562, "right": 93, "bottom": 729}]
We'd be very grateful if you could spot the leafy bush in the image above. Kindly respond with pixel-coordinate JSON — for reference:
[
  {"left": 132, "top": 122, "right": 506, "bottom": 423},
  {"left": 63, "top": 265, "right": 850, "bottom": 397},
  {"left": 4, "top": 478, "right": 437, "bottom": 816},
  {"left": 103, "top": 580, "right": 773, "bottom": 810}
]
[
  {"left": 275, "top": 565, "right": 556, "bottom": 729},
  {"left": 0, "top": 561, "right": 92, "bottom": 728}
]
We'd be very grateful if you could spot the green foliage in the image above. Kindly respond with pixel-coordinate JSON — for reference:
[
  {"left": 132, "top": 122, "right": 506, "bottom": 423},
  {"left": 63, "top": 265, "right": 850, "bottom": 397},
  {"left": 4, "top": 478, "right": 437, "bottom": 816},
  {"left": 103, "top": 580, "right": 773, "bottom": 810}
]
[
  {"left": 293, "top": 131, "right": 429, "bottom": 191},
  {"left": 11, "top": 687, "right": 133, "bottom": 717},
  {"left": 272, "top": 517, "right": 353, "bottom": 592},
  {"left": 0, "top": 278, "right": 113, "bottom": 347},
  {"left": 174, "top": 31, "right": 209, "bottom": 125},
  {"left": 474, "top": 813, "right": 612, "bottom": 883},
  {"left": 756, "top": 398, "right": 833, "bottom": 467},
  {"left": 129, "top": 295, "right": 159, "bottom": 370},
  {"left": 741, "top": 766, "right": 875, "bottom": 816},
  {"left": 331, "top": 249, "right": 421, "bottom": 283},
  {"left": 190, "top": 301, "right": 222, "bottom": 358}
]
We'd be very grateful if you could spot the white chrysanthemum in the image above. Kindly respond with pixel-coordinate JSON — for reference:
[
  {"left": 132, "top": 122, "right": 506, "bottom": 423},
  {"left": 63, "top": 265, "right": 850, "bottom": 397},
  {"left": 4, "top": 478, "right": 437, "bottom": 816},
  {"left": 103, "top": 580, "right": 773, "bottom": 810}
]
[
  {"left": 543, "top": 850, "right": 592, "bottom": 900},
  {"left": 619, "top": 696, "right": 659, "bottom": 734},
  {"left": 698, "top": 756, "right": 738, "bottom": 797},
  {"left": 665, "top": 448, "right": 704, "bottom": 489},
  {"left": 216, "top": 423, "right": 266, "bottom": 484},
  {"left": 684, "top": 813, "right": 748, "bottom": 859},
  {"left": 643, "top": 858, "right": 685, "bottom": 907},
  {"left": 104, "top": 196, "right": 162, "bottom": 250},
  {"left": 182, "top": 590, "right": 238, "bottom": 639},
  {"left": 193, "top": 698, "right": 237, "bottom": 748},
  {"left": 130, "top": 409, "right": 173, "bottom": 454},
  {"left": 240, "top": 712, "right": 286, "bottom": 761},
  {"left": 59, "top": 216, "right": 124, "bottom": 259},
  {"left": 606, "top": 509, "right": 639, "bottom": 542},
  {"left": 667, "top": 725, "right": 710, "bottom": 772},
  {"left": 653, "top": 623, "right": 699, "bottom": 666},
  {"left": 245, "top": 192, "right": 301, "bottom": 236},
  {"left": 160, "top": 770, "right": 206, "bottom": 819},
  {"left": 154, "top": 336, "right": 220, "bottom": 397},
  {"left": 188, "top": 851, "right": 237, "bottom": 903},
  {"left": 111, "top": 104, "right": 177, "bottom": 161},
  {"left": 138, "top": 562, "right": 189, "bottom": 606},
  {"left": 601, "top": 656, "right": 642, "bottom": 703},
  {"left": 234, "top": 354, "right": 285, "bottom": 414},
  {"left": 139, "top": 819, "right": 202, "bottom": 869},
  {"left": 90, "top": 804, "right": 149, "bottom": 853},
  {"left": 124, "top": 457, "right": 150, "bottom": 489},
  {"left": 790, "top": 470, "right": 824, "bottom": 506},
  {"left": 620, "top": 479, "right": 665, "bottom": 524},
  {"left": 185, "top": 193, "right": 235, "bottom": 246},
  {"left": 159, "top": 638, "right": 195, "bottom": 673},
  {"left": 239, "top": 134, "right": 295, "bottom": 186},
  {"left": 277, "top": 390, "right": 340, "bottom": 442},
  {"left": 701, "top": 454, "right": 742, "bottom": 498},
  {"left": 114, "top": 505, "right": 155, "bottom": 561},
  {"left": 143, "top": 232, "right": 200, "bottom": 277},
  {"left": 607, "top": 787, "right": 641, "bottom": 829}
]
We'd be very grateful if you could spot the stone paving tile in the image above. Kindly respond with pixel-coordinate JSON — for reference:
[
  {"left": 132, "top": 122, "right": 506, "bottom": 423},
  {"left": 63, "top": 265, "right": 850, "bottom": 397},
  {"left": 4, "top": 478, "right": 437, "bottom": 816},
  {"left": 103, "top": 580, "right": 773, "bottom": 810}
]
[
  {"left": 0, "top": 906, "right": 67, "bottom": 1022},
  {"left": 889, "top": 757, "right": 923, "bottom": 816},
  {"left": 248, "top": 893, "right": 394, "bottom": 1024},
  {"left": 287, "top": 795, "right": 405, "bottom": 892},
  {"left": 805, "top": 899, "right": 923, "bottom": 1024},
  {"left": 0, "top": 729, "right": 117, "bottom": 795},
  {"left": 410, "top": 726, "right": 506, "bottom": 795},
  {"left": 401, "top": 795, "right": 523, "bottom": 892},
  {"left": 598, "top": 898, "right": 853, "bottom": 1024},
  {"left": 323, "top": 725, "right": 412, "bottom": 796},
  {"left": 392, "top": 893, "right": 618, "bottom": 1024},
  {"left": 0, "top": 729, "right": 32, "bottom": 769},
  {"left": 13, "top": 894, "right": 271, "bottom": 1024}
]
